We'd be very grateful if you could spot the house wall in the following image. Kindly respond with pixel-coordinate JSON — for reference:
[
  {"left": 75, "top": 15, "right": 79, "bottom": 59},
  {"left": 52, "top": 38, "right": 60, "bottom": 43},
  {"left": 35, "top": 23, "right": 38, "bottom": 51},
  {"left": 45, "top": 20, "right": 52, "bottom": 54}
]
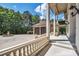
[
  {"left": 76, "top": 3, "right": 79, "bottom": 53},
  {"left": 50, "top": 24, "right": 53, "bottom": 32},
  {"left": 67, "top": 3, "right": 79, "bottom": 53},
  {"left": 67, "top": 3, "right": 76, "bottom": 44},
  {"left": 35, "top": 27, "right": 46, "bottom": 35},
  {"left": 34, "top": 24, "right": 53, "bottom": 35},
  {"left": 35, "top": 28, "right": 39, "bottom": 34},
  {"left": 41, "top": 27, "right": 46, "bottom": 34}
]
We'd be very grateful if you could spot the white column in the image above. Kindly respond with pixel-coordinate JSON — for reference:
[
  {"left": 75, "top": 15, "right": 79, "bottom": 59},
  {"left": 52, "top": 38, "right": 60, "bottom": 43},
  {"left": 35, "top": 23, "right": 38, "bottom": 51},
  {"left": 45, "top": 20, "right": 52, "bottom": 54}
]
[
  {"left": 39, "top": 27, "right": 41, "bottom": 35},
  {"left": 67, "top": 4, "right": 71, "bottom": 37},
  {"left": 33, "top": 27, "right": 35, "bottom": 34},
  {"left": 46, "top": 3, "right": 50, "bottom": 39},
  {"left": 53, "top": 13, "right": 56, "bottom": 36},
  {"left": 56, "top": 15, "right": 59, "bottom": 35}
]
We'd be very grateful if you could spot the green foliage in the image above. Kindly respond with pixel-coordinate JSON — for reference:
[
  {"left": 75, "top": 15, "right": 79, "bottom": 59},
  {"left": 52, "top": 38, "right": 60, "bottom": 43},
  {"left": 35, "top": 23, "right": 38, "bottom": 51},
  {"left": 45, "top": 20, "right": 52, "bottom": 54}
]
[
  {"left": 32, "top": 15, "right": 40, "bottom": 24},
  {"left": 0, "top": 6, "right": 40, "bottom": 35},
  {"left": 59, "top": 26, "right": 66, "bottom": 35}
]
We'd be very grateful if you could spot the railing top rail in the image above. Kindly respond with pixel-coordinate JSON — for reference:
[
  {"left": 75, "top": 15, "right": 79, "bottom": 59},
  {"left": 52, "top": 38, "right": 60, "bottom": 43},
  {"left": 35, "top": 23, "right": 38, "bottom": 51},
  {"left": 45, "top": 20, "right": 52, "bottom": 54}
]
[{"left": 0, "top": 35, "right": 47, "bottom": 55}]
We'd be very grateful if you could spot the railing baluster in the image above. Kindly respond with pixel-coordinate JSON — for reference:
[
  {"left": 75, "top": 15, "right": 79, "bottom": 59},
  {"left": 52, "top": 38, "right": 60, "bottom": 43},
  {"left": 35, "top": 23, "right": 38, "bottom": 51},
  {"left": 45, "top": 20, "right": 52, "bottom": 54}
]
[
  {"left": 10, "top": 51, "right": 14, "bottom": 56},
  {"left": 30, "top": 44, "right": 32, "bottom": 55},
  {"left": 25, "top": 46, "right": 28, "bottom": 56},
  {"left": 6, "top": 52, "right": 11, "bottom": 56},
  {"left": 30, "top": 44, "right": 33, "bottom": 53},
  {"left": 33, "top": 43, "right": 35, "bottom": 51},
  {"left": 32, "top": 44, "right": 34, "bottom": 53},
  {"left": 19, "top": 48, "right": 22, "bottom": 56},
  {"left": 31, "top": 44, "right": 32, "bottom": 53},
  {"left": 23, "top": 46, "right": 26, "bottom": 56},
  {"left": 33, "top": 43, "right": 35, "bottom": 52},
  {"left": 28, "top": 45, "right": 30, "bottom": 55},
  {"left": 21, "top": 48, "right": 24, "bottom": 56},
  {"left": 13, "top": 50, "right": 17, "bottom": 56},
  {"left": 34, "top": 43, "right": 36, "bottom": 51},
  {"left": 35, "top": 43, "right": 37, "bottom": 50},
  {"left": 27, "top": 45, "right": 29, "bottom": 56}
]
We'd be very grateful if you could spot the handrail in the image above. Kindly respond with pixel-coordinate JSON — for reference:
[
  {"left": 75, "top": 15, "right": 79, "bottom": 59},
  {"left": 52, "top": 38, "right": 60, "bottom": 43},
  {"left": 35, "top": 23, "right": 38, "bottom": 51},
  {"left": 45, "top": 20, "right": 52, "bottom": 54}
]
[{"left": 0, "top": 35, "right": 49, "bottom": 56}]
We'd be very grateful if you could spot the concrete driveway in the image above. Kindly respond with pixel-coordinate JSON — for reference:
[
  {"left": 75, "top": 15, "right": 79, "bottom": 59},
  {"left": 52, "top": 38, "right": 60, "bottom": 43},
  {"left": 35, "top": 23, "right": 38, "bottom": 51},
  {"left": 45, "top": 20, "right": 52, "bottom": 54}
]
[{"left": 0, "top": 34, "right": 37, "bottom": 50}]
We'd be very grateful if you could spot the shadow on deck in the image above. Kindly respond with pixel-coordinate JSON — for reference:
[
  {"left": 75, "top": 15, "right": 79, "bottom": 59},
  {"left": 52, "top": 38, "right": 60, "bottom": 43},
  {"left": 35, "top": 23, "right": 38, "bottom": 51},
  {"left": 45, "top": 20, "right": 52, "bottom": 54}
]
[{"left": 36, "top": 43, "right": 52, "bottom": 56}]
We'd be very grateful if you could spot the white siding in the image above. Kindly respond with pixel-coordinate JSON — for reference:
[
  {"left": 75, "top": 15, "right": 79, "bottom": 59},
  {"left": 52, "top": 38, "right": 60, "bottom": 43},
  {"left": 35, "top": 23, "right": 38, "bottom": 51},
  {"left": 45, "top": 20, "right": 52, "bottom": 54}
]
[
  {"left": 76, "top": 3, "right": 79, "bottom": 53},
  {"left": 67, "top": 3, "right": 76, "bottom": 43}
]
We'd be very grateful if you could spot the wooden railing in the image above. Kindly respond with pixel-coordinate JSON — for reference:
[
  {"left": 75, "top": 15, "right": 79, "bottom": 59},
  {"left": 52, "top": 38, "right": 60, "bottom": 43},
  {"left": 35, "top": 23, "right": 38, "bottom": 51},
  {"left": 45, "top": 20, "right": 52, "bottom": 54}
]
[{"left": 0, "top": 36, "right": 49, "bottom": 56}]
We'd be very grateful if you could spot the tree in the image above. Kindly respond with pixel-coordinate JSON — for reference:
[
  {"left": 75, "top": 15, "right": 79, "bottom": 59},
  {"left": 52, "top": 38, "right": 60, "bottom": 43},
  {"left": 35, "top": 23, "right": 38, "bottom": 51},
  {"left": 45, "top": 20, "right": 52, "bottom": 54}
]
[
  {"left": 32, "top": 15, "right": 40, "bottom": 25},
  {"left": 0, "top": 6, "right": 40, "bottom": 35},
  {"left": 22, "top": 11, "right": 33, "bottom": 33},
  {"left": 23, "top": 11, "right": 32, "bottom": 26},
  {"left": 0, "top": 14, "right": 4, "bottom": 34}
]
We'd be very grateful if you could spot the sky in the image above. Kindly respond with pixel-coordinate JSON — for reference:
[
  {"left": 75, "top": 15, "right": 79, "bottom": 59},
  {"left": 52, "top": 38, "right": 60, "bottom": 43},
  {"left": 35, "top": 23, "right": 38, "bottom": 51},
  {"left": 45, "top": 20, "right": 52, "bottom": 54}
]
[
  {"left": 0, "top": 3, "right": 64, "bottom": 20},
  {"left": 0, "top": 3, "right": 41, "bottom": 15},
  {"left": 34, "top": 3, "right": 64, "bottom": 20}
]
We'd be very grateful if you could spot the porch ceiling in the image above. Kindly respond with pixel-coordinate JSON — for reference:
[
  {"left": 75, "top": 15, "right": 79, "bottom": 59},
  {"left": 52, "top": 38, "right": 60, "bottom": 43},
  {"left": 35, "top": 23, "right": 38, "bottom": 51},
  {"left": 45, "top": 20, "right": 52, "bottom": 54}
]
[{"left": 49, "top": 3, "right": 68, "bottom": 15}]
